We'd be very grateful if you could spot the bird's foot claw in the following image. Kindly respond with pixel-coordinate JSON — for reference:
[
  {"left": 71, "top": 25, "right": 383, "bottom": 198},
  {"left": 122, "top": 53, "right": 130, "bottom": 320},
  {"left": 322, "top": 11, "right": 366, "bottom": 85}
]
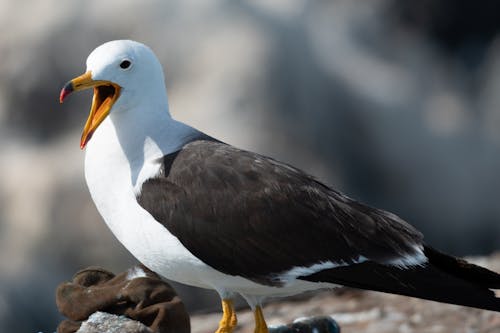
[
  {"left": 215, "top": 327, "right": 236, "bottom": 333},
  {"left": 215, "top": 299, "right": 237, "bottom": 333}
]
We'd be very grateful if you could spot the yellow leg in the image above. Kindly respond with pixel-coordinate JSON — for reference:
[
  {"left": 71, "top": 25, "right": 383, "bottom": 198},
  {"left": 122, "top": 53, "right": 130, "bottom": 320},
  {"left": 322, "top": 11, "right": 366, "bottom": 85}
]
[
  {"left": 253, "top": 305, "right": 269, "bottom": 333},
  {"left": 215, "top": 299, "right": 238, "bottom": 333}
]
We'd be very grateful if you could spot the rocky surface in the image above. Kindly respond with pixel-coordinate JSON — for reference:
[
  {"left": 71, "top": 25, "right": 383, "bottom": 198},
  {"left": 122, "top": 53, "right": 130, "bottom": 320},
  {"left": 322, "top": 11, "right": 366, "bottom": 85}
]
[
  {"left": 192, "top": 290, "right": 500, "bottom": 333},
  {"left": 76, "top": 312, "right": 153, "bottom": 333}
]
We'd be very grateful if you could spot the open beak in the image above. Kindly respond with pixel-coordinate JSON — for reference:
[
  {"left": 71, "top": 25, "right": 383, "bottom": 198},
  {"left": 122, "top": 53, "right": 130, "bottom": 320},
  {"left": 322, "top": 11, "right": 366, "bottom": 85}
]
[{"left": 60, "top": 71, "right": 121, "bottom": 149}]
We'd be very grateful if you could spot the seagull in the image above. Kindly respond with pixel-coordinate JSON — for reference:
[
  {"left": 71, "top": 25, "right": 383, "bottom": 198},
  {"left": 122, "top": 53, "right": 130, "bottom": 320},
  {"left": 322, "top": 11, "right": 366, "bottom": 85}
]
[{"left": 60, "top": 40, "right": 500, "bottom": 333}]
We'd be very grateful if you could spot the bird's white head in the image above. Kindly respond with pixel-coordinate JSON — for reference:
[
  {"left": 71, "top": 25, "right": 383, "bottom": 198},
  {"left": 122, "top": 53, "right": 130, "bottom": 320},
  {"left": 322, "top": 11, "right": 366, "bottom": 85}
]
[{"left": 60, "top": 40, "right": 168, "bottom": 149}]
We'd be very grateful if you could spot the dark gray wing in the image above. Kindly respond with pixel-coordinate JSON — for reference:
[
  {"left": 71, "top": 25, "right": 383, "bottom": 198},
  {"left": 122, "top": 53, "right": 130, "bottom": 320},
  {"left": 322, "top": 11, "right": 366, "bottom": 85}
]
[{"left": 137, "top": 140, "right": 423, "bottom": 286}]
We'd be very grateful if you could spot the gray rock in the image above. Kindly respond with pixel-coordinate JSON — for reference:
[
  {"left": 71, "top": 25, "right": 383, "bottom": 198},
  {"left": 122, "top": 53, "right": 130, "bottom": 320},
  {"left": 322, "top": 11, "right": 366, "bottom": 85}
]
[{"left": 76, "top": 312, "right": 153, "bottom": 333}]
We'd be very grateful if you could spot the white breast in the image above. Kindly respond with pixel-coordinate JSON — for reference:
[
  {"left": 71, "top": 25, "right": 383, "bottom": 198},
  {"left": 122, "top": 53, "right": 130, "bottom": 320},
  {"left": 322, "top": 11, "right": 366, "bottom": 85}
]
[{"left": 84, "top": 118, "right": 210, "bottom": 286}]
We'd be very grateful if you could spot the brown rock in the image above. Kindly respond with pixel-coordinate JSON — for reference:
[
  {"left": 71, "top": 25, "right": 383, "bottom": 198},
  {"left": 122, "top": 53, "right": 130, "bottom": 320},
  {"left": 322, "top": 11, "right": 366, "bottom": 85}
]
[{"left": 56, "top": 265, "right": 190, "bottom": 333}]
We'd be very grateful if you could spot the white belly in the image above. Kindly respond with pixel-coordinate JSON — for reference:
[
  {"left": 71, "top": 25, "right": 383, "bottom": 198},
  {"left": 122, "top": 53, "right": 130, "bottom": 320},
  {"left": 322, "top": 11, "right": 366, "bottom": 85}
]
[{"left": 85, "top": 146, "right": 213, "bottom": 288}]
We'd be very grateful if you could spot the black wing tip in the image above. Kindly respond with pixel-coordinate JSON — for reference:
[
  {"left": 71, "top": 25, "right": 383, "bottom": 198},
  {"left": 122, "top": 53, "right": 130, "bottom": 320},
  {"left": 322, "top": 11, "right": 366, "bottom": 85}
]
[
  {"left": 302, "top": 250, "right": 500, "bottom": 312},
  {"left": 424, "top": 246, "right": 500, "bottom": 290}
]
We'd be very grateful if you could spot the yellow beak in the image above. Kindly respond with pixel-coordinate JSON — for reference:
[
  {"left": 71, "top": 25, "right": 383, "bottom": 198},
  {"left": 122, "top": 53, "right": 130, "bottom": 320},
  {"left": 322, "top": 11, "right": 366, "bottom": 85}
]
[{"left": 60, "top": 71, "right": 121, "bottom": 149}]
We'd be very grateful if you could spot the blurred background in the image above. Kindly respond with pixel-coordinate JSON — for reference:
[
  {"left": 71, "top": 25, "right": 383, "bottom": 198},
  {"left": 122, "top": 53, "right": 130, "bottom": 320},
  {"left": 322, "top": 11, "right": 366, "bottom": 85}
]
[{"left": 1, "top": 0, "right": 500, "bottom": 331}]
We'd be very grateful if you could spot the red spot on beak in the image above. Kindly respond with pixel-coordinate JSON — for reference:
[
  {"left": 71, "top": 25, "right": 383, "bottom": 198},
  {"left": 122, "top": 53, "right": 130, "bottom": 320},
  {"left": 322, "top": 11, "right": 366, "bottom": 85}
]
[{"left": 59, "top": 81, "right": 74, "bottom": 103}]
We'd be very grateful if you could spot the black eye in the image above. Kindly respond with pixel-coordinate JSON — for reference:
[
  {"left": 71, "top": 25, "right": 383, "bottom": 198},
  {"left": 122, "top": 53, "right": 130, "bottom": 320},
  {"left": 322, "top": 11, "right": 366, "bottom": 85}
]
[{"left": 120, "top": 60, "right": 131, "bottom": 69}]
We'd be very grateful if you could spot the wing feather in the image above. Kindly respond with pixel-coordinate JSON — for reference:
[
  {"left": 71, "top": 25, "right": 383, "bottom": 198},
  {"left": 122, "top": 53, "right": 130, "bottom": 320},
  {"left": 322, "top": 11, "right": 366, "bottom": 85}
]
[{"left": 137, "top": 140, "right": 424, "bottom": 286}]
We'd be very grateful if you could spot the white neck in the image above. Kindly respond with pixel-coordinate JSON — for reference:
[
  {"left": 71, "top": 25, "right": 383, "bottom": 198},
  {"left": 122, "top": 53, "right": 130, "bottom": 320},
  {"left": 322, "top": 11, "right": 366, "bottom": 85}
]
[{"left": 88, "top": 104, "right": 199, "bottom": 187}]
